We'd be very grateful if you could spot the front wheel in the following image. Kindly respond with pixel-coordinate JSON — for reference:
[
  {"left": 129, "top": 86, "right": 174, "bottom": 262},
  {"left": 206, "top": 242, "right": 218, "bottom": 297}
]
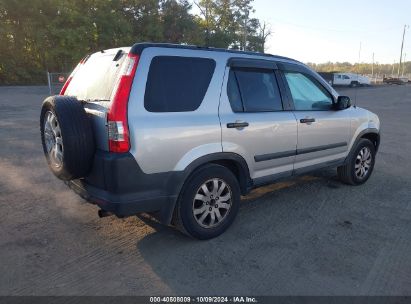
[
  {"left": 174, "top": 164, "right": 240, "bottom": 240},
  {"left": 338, "top": 138, "right": 376, "bottom": 185}
]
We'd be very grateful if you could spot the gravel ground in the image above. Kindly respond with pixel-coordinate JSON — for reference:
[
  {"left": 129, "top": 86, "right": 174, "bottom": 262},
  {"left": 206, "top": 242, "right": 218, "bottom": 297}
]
[{"left": 0, "top": 85, "right": 410, "bottom": 296}]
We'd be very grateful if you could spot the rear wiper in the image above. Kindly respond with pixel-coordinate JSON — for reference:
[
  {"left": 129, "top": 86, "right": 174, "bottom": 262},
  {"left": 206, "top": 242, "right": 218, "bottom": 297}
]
[{"left": 113, "top": 50, "right": 124, "bottom": 61}]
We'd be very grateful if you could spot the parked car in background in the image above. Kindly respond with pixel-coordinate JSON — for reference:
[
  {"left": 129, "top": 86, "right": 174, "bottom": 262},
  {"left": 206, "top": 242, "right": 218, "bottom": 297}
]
[
  {"left": 333, "top": 73, "right": 371, "bottom": 87},
  {"left": 383, "top": 77, "right": 408, "bottom": 85},
  {"left": 40, "top": 43, "right": 381, "bottom": 239}
]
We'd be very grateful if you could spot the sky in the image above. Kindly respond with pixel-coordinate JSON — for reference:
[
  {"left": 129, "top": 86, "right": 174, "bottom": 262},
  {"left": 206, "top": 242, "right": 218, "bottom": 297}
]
[
  {"left": 193, "top": 0, "right": 411, "bottom": 64},
  {"left": 252, "top": 0, "right": 410, "bottom": 64}
]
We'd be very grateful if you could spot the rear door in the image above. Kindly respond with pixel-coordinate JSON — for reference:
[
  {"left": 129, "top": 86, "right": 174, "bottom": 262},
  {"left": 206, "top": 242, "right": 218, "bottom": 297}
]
[
  {"left": 342, "top": 74, "right": 352, "bottom": 86},
  {"left": 219, "top": 58, "right": 298, "bottom": 182},
  {"left": 279, "top": 65, "right": 351, "bottom": 173}
]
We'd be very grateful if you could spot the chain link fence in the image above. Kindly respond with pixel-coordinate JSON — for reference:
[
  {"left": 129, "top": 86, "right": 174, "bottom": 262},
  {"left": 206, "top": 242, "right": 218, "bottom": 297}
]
[{"left": 47, "top": 72, "right": 70, "bottom": 95}]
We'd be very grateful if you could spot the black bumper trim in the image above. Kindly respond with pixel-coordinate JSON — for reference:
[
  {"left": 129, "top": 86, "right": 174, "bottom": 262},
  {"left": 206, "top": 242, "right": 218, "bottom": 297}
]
[
  {"left": 67, "top": 150, "right": 184, "bottom": 224},
  {"left": 67, "top": 179, "right": 176, "bottom": 218}
]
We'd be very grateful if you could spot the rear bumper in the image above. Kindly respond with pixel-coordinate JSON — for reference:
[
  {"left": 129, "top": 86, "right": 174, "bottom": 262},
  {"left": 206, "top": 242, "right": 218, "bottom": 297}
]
[
  {"left": 66, "top": 179, "right": 176, "bottom": 217},
  {"left": 66, "top": 150, "right": 184, "bottom": 224}
]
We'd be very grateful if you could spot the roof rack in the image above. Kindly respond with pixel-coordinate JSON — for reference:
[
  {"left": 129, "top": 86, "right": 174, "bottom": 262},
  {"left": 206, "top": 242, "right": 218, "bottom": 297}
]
[{"left": 129, "top": 43, "right": 299, "bottom": 63}]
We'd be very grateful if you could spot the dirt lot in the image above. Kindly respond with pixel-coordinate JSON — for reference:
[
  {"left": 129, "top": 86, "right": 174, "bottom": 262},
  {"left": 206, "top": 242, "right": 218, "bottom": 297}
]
[{"left": 0, "top": 85, "right": 410, "bottom": 296}]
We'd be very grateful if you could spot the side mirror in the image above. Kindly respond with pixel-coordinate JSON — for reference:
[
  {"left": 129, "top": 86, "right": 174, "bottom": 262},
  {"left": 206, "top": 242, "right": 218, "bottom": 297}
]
[{"left": 335, "top": 96, "right": 351, "bottom": 110}]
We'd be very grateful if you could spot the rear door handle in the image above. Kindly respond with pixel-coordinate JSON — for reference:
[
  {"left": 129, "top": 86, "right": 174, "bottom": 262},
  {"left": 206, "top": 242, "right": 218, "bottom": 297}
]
[
  {"left": 300, "top": 118, "right": 316, "bottom": 124},
  {"left": 227, "top": 122, "right": 249, "bottom": 129}
]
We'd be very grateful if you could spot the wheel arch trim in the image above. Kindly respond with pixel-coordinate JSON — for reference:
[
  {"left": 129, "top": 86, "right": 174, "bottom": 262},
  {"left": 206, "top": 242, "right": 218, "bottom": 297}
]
[
  {"left": 175, "top": 152, "right": 252, "bottom": 194},
  {"left": 346, "top": 128, "right": 380, "bottom": 163},
  {"left": 162, "top": 152, "right": 251, "bottom": 225}
]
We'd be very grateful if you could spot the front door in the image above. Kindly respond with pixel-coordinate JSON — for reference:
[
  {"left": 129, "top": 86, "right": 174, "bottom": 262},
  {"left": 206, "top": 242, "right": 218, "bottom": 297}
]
[{"left": 281, "top": 71, "right": 351, "bottom": 173}]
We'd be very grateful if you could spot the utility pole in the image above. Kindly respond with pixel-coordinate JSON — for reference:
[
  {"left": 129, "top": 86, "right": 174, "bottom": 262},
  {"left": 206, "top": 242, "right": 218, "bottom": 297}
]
[
  {"left": 402, "top": 53, "right": 407, "bottom": 76},
  {"left": 358, "top": 42, "right": 362, "bottom": 63},
  {"left": 398, "top": 24, "right": 409, "bottom": 77},
  {"left": 356, "top": 42, "right": 362, "bottom": 78},
  {"left": 372, "top": 52, "right": 374, "bottom": 78}
]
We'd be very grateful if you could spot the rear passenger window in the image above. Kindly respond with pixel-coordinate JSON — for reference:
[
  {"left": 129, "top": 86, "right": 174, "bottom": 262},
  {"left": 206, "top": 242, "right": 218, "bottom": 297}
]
[
  {"left": 227, "top": 70, "right": 243, "bottom": 112},
  {"left": 227, "top": 68, "right": 283, "bottom": 112},
  {"left": 144, "top": 56, "right": 216, "bottom": 112}
]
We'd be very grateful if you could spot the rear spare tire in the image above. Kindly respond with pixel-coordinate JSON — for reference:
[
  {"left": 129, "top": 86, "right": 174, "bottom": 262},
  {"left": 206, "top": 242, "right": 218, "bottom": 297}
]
[{"left": 40, "top": 96, "right": 95, "bottom": 181}]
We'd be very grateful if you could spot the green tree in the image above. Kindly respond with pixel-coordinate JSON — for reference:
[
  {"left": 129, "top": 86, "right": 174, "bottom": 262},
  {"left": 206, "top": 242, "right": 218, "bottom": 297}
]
[
  {"left": 0, "top": 0, "right": 272, "bottom": 85},
  {"left": 193, "top": 0, "right": 270, "bottom": 51},
  {"left": 160, "top": 0, "right": 200, "bottom": 44}
]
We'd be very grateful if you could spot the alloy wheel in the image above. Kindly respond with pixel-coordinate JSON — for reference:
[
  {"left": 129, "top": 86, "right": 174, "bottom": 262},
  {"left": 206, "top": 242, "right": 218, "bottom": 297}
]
[
  {"left": 355, "top": 146, "right": 372, "bottom": 179},
  {"left": 43, "top": 111, "right": 63, "bottom": 167},
  {"left": 192, "top": 178, "right": 233, "bottom": 228}
]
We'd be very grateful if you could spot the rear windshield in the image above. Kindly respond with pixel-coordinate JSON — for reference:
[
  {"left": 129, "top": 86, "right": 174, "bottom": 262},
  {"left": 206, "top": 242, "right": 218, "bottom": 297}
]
[
  {"left": 65, "top": 49, "right": 128, "bottom": 101},
  {"left": 144, "top": 56, "right": 216, "bottom": 112}
]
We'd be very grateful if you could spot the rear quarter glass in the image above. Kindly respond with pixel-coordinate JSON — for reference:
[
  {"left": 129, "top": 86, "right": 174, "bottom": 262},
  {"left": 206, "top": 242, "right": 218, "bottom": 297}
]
[
  {"left": 144, "top": 56, "right": 216, "bottom": 112},
  {"left": 65, "top": 48, "right": 130, "bottom": 101}
]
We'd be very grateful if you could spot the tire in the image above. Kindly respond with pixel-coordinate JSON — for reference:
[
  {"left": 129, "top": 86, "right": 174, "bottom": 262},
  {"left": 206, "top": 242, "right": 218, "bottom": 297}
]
[
  {"left": 40, "top": 95, "right": 95, "bottom": 181},
  {"left": 350, "top": 81, "right": 359, "bottom": 88},
  {"left": 174, "top": 164, "right": 240, "bottom": 240},
  {"left": 338, "top": 138, "right": 376, "bottom": 185}
]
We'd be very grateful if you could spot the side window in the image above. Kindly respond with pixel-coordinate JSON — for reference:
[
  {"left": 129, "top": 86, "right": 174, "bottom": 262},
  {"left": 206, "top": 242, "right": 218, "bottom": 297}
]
[
  {"left": 144, "top": 56, "right": 216, "bottom": 112},
  {"left": 227, "top": 70, "right": 243, "bottom": 112},
  {"left": 227, "top": 68, "right": 283, "bottom": 112},
  {"left": 284, "top": 72, "right": 333, "bottom": 111},
  {"left": 343, "top": 75, "right": 350, "bottom": 79}
]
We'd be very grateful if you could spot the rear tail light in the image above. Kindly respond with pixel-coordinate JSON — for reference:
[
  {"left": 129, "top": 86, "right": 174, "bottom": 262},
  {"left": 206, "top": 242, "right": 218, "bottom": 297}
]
[
  {"left": 59, "top": 56, "right": 88, "bottom": 95},
  {"left": 107, "top": 53, "right": 139, "bottom": 153},
  {"left": 59, "top": 76, "right": 73, "bottom": 95}
]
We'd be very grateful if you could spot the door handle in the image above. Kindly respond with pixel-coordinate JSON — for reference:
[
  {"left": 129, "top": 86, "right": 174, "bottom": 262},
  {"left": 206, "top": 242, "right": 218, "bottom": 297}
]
[
  {"left": 300, "top": 118, "right": 316, "bottom": 124},
  {"left": 227, "top": 122, "right": 249, "bottom": 129}
]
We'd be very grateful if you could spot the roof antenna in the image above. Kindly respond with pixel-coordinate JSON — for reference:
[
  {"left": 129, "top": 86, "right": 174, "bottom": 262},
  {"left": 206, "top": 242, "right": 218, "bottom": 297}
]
[{"left": 354, "top": 41, "right": 361, "bottom": 108}]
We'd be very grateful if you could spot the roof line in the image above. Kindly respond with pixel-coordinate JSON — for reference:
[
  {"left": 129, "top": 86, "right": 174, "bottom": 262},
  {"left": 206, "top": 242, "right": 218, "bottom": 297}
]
[{"left": 129, "top": 42, "right": 299, "bottom": 63}]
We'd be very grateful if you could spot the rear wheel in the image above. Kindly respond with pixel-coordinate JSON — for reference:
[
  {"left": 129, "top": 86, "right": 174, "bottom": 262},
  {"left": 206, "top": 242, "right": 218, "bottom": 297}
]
[
  {"left": 338, "top": 138, "right": 376, "bottom": 185},
  {"left": 174, "top": 164, "right": 240, "bottom": 239}
]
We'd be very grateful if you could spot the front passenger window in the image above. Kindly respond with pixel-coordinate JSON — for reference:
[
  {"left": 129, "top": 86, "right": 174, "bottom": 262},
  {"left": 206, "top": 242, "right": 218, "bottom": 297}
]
[{"left": 284, "top": 72, "right": 333, "bottom": 111}]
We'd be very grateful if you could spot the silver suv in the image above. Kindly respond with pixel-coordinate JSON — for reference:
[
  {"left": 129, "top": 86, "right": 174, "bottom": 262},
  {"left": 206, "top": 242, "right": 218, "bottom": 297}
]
[{"left": 40, "top": 43, "right": 380, "bottom": 239}]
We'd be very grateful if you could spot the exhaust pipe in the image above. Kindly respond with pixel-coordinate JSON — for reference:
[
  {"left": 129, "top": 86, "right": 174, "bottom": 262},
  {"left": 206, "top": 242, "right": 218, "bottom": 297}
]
[{"left": 98, "top": 209, "right": 113, "bottom": 218}]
